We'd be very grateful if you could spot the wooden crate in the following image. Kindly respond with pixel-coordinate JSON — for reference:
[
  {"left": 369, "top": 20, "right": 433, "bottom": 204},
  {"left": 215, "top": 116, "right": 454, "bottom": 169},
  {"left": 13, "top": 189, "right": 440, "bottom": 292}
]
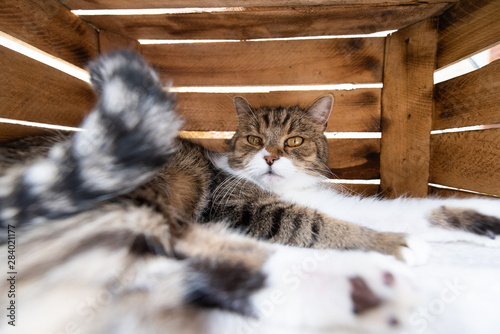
[{"left": 0, "top": 0, "right": 499, "bottom": 198}]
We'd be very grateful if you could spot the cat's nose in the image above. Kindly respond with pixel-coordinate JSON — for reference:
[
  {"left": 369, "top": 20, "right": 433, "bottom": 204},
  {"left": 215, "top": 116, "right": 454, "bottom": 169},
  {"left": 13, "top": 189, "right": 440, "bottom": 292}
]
[{"left": 264, "top": 155, "right": 279, "bottom": 166}]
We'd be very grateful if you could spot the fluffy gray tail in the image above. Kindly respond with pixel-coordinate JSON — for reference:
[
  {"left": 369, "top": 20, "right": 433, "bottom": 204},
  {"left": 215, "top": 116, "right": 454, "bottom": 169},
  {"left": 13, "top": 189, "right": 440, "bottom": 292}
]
[{"left": 0, "top": 50, "right": 183, "bottom": 228}]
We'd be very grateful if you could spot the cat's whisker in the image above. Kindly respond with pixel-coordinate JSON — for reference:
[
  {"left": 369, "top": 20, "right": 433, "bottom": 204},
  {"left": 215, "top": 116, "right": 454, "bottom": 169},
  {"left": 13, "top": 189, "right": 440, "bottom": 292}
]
[
  {"left": 302, "top": 162, "right": 332, "bottom": 175},
  {"left": 212, "top": 174, "right": 237, "bottom": 198},
  {"left": 304, "top": 166, "right": 354, "bottom": 195},
  {"left": 211, "top": 174, "right": 247, "bottom": 214},
  {"left": 318, "top": 163, "right": 338, "bottom": 178},
  {"left": 303, "top": 167, "right": 329, "bottom": 177},
  {"left": 211, "top": 178, "right": 235, "bottom": 212},
  {"left": 237, "top": 179, "right": 251, "bottom": 201},
  {"left": 302, "top": 166, "right": 332, "bottom": 180},
  {"left": 235, "top": 96, "right": 260, "bottom": 126},
  {"left": 211, "top": 174, "right": 240, "bottom": 207},
  {"left": 219, "top": 175, "right": 248, "bottom": 212}
]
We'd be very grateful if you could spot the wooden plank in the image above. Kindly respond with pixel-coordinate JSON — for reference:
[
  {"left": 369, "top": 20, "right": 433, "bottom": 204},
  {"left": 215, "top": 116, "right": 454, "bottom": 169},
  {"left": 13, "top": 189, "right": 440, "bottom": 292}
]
[
  {"left": 0, "top": 124, "right": 53, "bottom": 143},
  {"left": 324, "top": 181, "right": 381, "bottom": 197},
  {"left": 99, "top": 30, "right": 141, "bottom": 53},
  {"left": 0, "top": 0, "right": 98, "bottom": 68},
  {"left": 76, "top": 4, "right": 452, "bottom": 40},
  {"left": 429, "top": 129, "right": 500, "bottom": 196},
  {"left": 338, "top": 183, "right": 381, "bottom": 197},
  {"left": 428, "top": 186, "right": 499, "bottom": 199},
  {"left": 437, "top": 0, "right": 500, "bottom": 69},
  {"left": 186, "top": 137, "right": 380, "bottom": 179},
  {"left": 0, "top": 47, "right": 96, "bottom": 139},
  {"left": 433, "top": 59, "right": 500, "bottom": 130},
  {"left": 380, "top": 19, "right": 438, "bottom": 198},
  {"left": 143, "top": 38, "right": 385, "bottom": 86},
  {"left": 61, "top": 0, "right": 457, "bottom": 9},
  {"left": 328, "top": 138, "right": 380, "bottom": 179},
  {"left": 185, "top": 138, "right": 229, "bottom": 153},
  {"left": 176, "top": 89, "right": 381, "bottom": 132}
]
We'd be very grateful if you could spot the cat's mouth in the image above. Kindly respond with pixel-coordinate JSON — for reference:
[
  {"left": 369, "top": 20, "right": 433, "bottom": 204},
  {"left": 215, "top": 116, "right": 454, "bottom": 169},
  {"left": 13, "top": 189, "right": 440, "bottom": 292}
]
[{"left": 263, "top": 169, "right": 283, "bottom": 179}]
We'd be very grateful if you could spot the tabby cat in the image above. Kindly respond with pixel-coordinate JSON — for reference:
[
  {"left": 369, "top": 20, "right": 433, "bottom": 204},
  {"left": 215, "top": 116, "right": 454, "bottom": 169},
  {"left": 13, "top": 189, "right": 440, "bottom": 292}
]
[{"left": 0, "top": 50, "right": 498, "bottom": 333}]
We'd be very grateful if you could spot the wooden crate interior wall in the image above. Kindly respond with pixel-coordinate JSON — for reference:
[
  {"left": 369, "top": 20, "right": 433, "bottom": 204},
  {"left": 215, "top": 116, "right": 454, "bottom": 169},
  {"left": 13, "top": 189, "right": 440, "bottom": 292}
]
[{"left": 0, "top": 0, "right": 498, "bottom": 198}]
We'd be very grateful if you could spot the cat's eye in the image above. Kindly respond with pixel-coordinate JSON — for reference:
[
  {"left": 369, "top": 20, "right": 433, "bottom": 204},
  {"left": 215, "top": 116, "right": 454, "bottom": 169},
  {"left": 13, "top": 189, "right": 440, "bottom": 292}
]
[
  {"left": 247, "top": 135, "right": 263, "bottom": 146},
  {"left": 285, "top": 136, "right": 304, "bottom": 147}
]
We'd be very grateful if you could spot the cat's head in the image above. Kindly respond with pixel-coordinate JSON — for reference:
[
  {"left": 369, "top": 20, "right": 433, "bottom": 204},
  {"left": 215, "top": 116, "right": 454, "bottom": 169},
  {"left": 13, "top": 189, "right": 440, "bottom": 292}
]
[{"left": 227, "top": 95, "right": 333, "bottom": 190}]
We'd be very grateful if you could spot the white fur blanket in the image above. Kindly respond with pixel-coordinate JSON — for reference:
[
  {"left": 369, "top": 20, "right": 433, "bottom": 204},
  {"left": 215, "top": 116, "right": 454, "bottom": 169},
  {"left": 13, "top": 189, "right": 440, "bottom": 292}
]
[{"left": 404, "top": 241, "right": 500, "bottom": 334}]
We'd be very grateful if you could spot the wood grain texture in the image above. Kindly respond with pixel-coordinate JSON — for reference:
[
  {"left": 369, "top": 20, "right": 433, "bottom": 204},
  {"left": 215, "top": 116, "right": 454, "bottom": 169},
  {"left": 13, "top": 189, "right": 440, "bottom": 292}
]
[
  {"left": 338, "top": 183, "right": 381, "bottom": 197},
  {"left": 77, "top": 4, "right": 451, "bottom": 40},
  {"left": 0, "top": 0, "right": 98, "bottom": 68},
  {"left": 0, "top": 124, "right": 53, "bottom": 143},
  {"left": 99, "top": 30, "right": 141, "bottom": 53},
  {"left": 186, "top": 137, "right": 380, "bottom": 179},
  {"left": 61, "top": 0, "right": 457, "bottom": 9},
  {"left": 429, "top": 129, "right": 500, "bottom": 196},
  {"left": 143, "top": 38, "right": 384, "bottom": 86},
  {"left": 380, "top": 19, "right": 438, "bottom": 198},
  {"left": 437, "top": 0, "right": 500, "bottom": 69},
  {"left": 176, "top": 89, "right": 381, "bottom": 132},
  {"left": 328, "top": 138, "right": 380, "bottom": 179},
  {"left": 433, "top": 59, "right": 500, "bottom": 130},
  {"left": 0, "top": 47, "right": 96, "bottom": 140},
  {"left": 428, "top": 186, "right": 499, "bottom": 199}
]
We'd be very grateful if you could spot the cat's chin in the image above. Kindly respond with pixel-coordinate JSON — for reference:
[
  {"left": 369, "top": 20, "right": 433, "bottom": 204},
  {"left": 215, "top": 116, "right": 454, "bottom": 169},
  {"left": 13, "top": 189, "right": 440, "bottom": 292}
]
[
  {"left": 255, "top": 171, "right": 319, "bottom": 192},
  {"left": 247, "top": 171, "right": 293, "bottom": 192},
  {"left": 261, "top": 171, "right": 284, "bottom": 183}
]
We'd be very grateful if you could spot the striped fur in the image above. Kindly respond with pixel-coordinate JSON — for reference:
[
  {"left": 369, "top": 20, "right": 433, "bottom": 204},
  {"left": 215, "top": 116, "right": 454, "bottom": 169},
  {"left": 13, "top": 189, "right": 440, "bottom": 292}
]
[
  {"left": 0, "top": 51, "right": 419, "bottom": 333},
  {"left": 0, "top": 50, "right": 499, "bottom": 333}
]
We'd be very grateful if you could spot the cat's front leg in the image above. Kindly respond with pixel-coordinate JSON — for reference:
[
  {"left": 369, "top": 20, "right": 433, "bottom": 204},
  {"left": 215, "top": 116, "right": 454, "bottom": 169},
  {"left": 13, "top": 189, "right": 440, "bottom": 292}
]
[
  {"left": 316, "top": 216, "right": 430, "bottom": 266},
  {"left": 211, "top": 192, "right": 429, "bottom": 264}
]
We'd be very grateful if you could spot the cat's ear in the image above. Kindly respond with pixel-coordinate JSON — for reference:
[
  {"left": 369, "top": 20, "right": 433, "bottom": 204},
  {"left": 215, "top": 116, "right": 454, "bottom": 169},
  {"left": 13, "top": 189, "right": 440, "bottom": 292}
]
[
  {"left": 233, "top": 97, "right": 254, "bottom": 119},
  {"left": 305, "top": 95, "right": 334, "bottom": 130}
]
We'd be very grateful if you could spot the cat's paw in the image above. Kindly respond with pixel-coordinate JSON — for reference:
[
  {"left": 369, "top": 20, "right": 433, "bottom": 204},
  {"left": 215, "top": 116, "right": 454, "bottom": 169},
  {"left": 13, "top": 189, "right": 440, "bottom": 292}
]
[
  {"left": 64, "top": 51, "right": 184, "bottom": 197},
  {"left": 75, "top": 51, "right": 183, "bottom": 169},
  {"left": 252, "top": 246, "right": 418, "bottom": 333},
  {"left": 86, "top": 50, "right": 179, "bottom": 135},
  {"left": 85, "top": 50, "right": 181, "bottom": 134},
  {"left": 467, "top": 212, "right": 500, "bottom": 239},
  {"left": 431, "top": 205, "right": 500, "bottom": 239},
  {"left": 399, "top": 236, "right": 430, "bottom": 266},
  {"left": 429, "top": 205, "right": 500, "bottom": 247},
  {"left": 88, "top": 50, "right": 162, "bottom": 96},
  {"left": 375, "top": 233, "right": 430, "bottom": 266}
]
